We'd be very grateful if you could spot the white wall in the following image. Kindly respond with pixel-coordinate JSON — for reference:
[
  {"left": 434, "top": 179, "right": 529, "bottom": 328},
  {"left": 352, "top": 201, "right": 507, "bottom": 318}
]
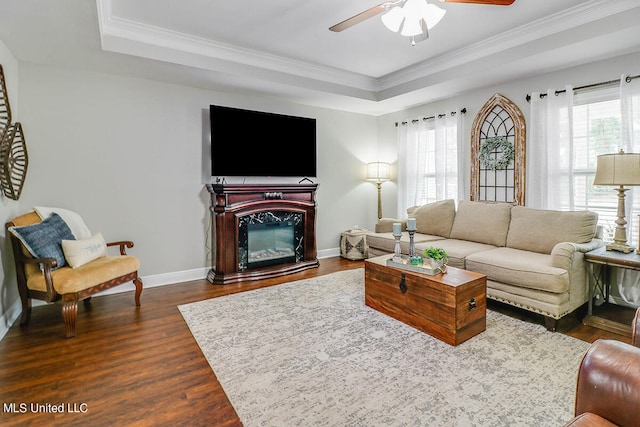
[
  {"left": 376, "top": 51, "right": 640, "bottom": 217},
  {"left": 15, "top": 63, "right": 380, "bottom": 279},
  {"left": 0, "top": 40, "right": 22, "bottom": 339}
]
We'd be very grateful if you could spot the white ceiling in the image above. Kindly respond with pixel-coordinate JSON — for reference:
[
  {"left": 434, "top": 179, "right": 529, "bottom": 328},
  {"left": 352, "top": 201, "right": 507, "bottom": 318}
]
[{"left": 1, "top": 0, "right": 640, "bottom": 115}]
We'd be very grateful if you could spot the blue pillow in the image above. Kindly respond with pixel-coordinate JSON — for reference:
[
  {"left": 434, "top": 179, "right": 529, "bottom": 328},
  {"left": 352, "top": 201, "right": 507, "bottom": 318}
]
[{"left": 9, "top": 213, "right": 75, "bottom": 270}]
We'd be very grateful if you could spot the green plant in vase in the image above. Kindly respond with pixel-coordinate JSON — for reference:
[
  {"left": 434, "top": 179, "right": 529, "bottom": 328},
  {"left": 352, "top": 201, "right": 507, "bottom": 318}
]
[{"left": 423, "top": 247, "right": 448, "bottom": 272}]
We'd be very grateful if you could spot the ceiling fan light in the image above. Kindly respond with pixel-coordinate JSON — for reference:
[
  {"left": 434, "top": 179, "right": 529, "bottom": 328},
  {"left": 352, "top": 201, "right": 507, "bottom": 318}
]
[
  {"left": 424, "top": 3, "right": 446, "bottom": 29},
  {"left": 381, "top": 6, "right": 404, "bottom": 32},
  {"left": 400, "top": 17, "right": 424, "bottom": 37}
]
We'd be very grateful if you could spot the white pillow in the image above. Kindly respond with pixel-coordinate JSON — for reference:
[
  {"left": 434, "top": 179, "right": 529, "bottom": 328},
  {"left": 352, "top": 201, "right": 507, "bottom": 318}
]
[
  {"left": 62, "top": 232, "right": 107, "bottom": 268},
  {"left": 34, "top": 206, "right": 92, "bottom": 240}
]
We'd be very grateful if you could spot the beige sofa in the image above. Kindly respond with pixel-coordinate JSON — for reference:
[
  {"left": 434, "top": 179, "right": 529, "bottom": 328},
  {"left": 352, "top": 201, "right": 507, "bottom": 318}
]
[{"left": 367, "top": 199, "right": 603, "bottom": 330}]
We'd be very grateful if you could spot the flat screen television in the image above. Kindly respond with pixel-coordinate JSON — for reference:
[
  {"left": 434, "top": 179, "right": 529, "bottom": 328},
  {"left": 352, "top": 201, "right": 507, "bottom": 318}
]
[{"left": 210, "top": 105, "right": 317, "bottom": 177}]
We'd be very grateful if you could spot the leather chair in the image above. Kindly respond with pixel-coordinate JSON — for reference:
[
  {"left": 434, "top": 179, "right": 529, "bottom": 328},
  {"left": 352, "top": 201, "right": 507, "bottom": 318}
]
[
  {"left": 6, "top": 211, "right": 143, "bottom": 338},
  {"left": 563, "top": 308, "right": 640, "bottom": 427}
]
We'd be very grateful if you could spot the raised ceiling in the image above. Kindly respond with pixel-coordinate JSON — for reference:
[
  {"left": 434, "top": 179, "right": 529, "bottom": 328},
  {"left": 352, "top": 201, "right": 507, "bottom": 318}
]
[{"left": 1, "top": 0, "right": 640, "bottom": 115}]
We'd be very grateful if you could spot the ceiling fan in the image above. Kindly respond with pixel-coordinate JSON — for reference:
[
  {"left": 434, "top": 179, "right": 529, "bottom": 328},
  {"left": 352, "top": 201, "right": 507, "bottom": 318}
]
[{"left": 330, "top": 0, "right": 515, "bottom": 43}]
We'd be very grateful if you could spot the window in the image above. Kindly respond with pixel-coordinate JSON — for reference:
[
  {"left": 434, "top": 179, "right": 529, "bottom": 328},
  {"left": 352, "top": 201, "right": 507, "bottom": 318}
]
[
  {"left": 416, "top": 121, "right": 437, "bottom": 205},
  {"left": 397, "top": 114, "right": 462, "bottom": 216},
  {"left": 572, "top": 87, "right": 633, "bottom": 243}
]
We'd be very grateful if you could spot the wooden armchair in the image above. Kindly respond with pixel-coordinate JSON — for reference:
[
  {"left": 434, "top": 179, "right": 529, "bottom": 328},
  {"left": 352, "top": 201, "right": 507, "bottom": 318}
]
[
  {"left": 563, "top": 308, "right": 640, "bottom": 427},
  {"left": 6, "top": 211, "right": 143, "bottom": 338}
]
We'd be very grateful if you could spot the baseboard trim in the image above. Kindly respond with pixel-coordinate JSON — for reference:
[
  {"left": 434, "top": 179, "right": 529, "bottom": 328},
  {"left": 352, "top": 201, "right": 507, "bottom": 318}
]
[
  {"left": 318, "top": 247, "right": 340, "bottom": 259},
  {"left": 0, "top": 298, "right": 23, "bottom": 342}
]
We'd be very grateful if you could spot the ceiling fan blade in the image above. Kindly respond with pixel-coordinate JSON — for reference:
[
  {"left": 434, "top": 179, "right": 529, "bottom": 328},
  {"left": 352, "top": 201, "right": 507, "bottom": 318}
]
[
  {"left": 329, "top": 1, "right": 398, "bottom": 32},
  {"left": 441, "top": 0, "right": 515, "bottom": 5}
]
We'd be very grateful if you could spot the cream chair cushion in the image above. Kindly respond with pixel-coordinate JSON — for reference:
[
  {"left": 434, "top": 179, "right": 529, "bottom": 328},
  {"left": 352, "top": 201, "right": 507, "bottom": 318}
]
[
  {"left": 62, "top": 232, "right": 108, "bottom": 268},
  {"left": 26, "top": 255, "right": 140, "bottom": 294}
]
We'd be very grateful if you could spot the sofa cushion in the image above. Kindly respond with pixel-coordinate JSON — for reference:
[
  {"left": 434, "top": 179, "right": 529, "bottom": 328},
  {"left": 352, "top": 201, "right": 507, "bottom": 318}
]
[
  {"left": 507, "top": 206, "right": 598, "bottom": 254},
  {"left": 407, "top": 199, "right": 456, "bottom": 238},
  {"left": 466, "top": 247, "right": 570, "bottom": 293},
  {"left": 415, "top": 239, "right": 496, "bottom": 269},
  {"left": 449, "top": 201, "right": 512, "bottom": 247},
  {"left": 366, "top": 232, "right": 444, "bottom": 254}
]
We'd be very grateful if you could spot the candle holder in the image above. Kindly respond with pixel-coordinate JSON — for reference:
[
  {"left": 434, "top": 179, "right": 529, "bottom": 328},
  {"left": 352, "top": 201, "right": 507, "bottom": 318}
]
[
  {"left": 408, "top": 229, "right": 416, "bottom": 257},
  {"left": 392, "top": 232, "right": 402, "bottom": 262}
]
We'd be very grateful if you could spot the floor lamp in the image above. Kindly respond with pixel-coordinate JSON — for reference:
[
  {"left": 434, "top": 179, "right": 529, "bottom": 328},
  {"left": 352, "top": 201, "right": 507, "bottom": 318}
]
[
  {"left": 593, "top": 150, "right": 640, "bottom": 253},
  {"left": 366, "top": 162, "right": 390, "bottom": 219}
]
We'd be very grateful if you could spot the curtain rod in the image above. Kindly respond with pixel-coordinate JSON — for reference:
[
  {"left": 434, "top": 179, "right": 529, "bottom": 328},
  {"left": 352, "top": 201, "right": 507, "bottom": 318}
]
[
  {"left": 525, "top": 74, "right": 640, "bottom": 102},
  {"left": 395, "top": 108, "right": 466, "bottom": 127}
]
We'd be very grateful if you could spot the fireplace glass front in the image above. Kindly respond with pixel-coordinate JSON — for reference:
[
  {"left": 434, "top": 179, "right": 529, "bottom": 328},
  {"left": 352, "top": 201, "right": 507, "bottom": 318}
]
[{"left": 247, "top": 221, "right": 296, "bottom": 269}]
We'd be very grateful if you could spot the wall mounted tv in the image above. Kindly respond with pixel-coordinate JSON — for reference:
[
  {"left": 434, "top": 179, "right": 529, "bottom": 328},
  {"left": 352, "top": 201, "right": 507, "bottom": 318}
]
[{"left": 210, "top": 105, "right": 317, "bottom": 178}]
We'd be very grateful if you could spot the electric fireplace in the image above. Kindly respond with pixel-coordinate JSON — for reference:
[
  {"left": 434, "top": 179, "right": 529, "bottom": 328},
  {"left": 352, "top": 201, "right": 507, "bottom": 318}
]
[{"left": 206, "top": 183, "right": 319, "bottom": 284}]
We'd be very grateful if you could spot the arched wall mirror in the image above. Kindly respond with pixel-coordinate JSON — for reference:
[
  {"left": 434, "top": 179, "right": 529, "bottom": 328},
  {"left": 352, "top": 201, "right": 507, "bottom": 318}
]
[{"left": 470, "top": 93, "right": 526, "bottom": 205}]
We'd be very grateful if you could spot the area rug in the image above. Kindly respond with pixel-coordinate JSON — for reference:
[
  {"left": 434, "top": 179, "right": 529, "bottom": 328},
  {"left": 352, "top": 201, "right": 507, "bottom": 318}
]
[{"left": 179, "top": 269, "right": 589, "bottom": 426}]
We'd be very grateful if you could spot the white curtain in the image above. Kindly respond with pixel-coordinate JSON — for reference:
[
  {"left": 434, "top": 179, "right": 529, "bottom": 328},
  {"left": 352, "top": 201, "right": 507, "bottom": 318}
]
[
  {"left": 435, "top": 111, "right": 465, "bottom": 204},
  {"left": 397, "top": 118, "right": 428, "bottom": 217},
  {"left": 397, "top": 112, "right": 464, "bottom": 218},
  {"left": 616, "top": 75, "right": 640, "bottom": 306},
  {"left": 528, "top": 86, "right": 574, "bottom": 209}
]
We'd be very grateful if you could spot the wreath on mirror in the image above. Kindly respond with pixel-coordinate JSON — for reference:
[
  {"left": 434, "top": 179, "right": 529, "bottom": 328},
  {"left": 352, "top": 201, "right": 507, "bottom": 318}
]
[{"left": 479, "top": 136, "right": 514, "bottom": 170}]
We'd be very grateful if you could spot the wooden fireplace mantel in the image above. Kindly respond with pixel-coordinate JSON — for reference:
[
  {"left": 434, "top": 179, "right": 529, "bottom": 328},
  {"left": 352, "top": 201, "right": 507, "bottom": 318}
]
[{"left": 206, "top": 183, "right": 319, "bottom": 284}]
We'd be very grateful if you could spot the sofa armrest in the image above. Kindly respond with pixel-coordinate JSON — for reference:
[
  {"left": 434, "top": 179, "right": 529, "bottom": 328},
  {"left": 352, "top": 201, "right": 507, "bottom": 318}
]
[
  {"left": 375, "top": 218, "right": 406, "bottom": 233},
  {"left": 573, "top": 238, "right": 605, "bottom": 253},
  {"left": 571, "top": 339, "right": 640, "bottom": 426},
  {"left": 551, "top": 239, "right": 604, "bottom": 270}
]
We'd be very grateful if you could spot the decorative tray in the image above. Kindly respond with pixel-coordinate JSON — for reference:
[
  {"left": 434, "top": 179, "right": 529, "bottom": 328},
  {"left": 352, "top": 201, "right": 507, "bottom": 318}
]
[{"left": 385, "top": 257, "right": 446, "bottom": 275}]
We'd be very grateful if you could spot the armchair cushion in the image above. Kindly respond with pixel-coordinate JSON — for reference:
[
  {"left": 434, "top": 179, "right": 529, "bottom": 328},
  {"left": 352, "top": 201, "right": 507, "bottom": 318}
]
[
  {"left": 26, "top": 255, "right": 140, "bottom": 294},
  {"left": 62, "top": 232, "right": 107, "bottom": 268},
  {"left": 8, "top": 213, "right": 75, "bottom": 270}
]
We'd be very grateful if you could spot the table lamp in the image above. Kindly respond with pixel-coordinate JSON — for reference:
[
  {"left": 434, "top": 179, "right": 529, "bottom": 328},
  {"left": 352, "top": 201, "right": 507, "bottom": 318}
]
[
  {"left": 366, "top": 162, "right": 390, "bottom": 219},
  {"left": 593, "top": 150, "right": 640, "bottom": 253}
]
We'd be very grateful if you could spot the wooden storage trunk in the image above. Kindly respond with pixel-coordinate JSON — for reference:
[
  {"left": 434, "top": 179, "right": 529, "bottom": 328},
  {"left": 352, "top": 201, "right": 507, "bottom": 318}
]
[{"left": 364, "top": 256, "right": 487, "bottom": 346}]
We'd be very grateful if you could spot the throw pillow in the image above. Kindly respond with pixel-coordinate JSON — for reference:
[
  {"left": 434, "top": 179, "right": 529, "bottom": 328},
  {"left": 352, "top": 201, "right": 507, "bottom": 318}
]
[
  {"left": 34, "top": 206, "right": 92, "bottom": 239},
  {"left": 8, "top": 213, "right": 75, "bottom": 269},
  {"left": 62, "top": 232, "right": 108, "bottom": 268}
]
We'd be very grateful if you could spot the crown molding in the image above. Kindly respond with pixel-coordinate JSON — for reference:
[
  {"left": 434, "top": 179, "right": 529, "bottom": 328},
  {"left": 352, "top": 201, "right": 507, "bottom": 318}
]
[
  {"left": 376, "top": 0, "right": 640, "bottom": 90},
  {"left": 96, "top": 0, "right": 640, "bottom": 104},
  {"left": 96, "top": 0, "right": 378, "bottom": 94}
]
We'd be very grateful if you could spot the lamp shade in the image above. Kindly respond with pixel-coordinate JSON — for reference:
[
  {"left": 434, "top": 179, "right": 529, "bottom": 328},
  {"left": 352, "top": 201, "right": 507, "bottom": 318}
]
[
  {"left": 593, "top": 151, "right": 640, "bottom": 186},
  {"left": 366, "top": 162, "right": 390, "bottom": 181}
]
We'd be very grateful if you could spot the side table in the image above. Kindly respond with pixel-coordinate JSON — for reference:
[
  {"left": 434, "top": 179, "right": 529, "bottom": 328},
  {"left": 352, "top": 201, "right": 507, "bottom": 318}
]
[{"left": 584, "top": 246, "right": 640, "bottom": 337}]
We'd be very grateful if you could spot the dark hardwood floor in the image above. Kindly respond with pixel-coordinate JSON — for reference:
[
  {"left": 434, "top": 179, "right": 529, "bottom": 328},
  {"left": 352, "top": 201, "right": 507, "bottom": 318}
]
[{"left": 0, "top": 257, "right": 632, "bottom": 426}]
